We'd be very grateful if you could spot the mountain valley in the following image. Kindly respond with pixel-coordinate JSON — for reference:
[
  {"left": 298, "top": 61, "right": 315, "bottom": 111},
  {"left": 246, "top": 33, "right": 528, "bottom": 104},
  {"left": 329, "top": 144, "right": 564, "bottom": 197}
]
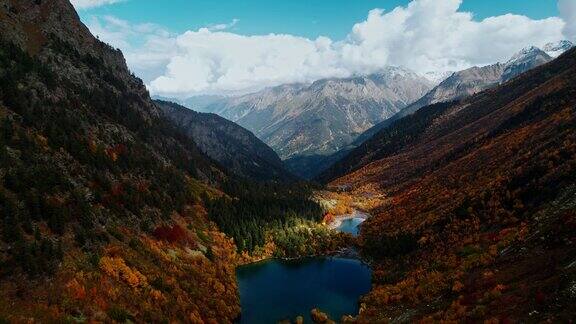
[
  {"left": 1, "top": 0, "right": 576, "bottom": 323},
  {"left": 192, "top": 68, "right": 434, "bottom": 178}
]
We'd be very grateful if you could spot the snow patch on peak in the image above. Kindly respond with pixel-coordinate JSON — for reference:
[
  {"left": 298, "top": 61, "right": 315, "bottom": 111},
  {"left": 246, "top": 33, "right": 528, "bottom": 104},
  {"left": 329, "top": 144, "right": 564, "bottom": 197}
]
[
  {"left": 543, "top": 40, "right": 574, "bottom": 58},
  {"left": 422, "top": 71, "right": 454, "bottom": 84},
  {"left": 378, "top": 66, "right": 414, "bottom": 77},
  {"left": 507, "top": 46, "right": 547, "bottom": 63}
]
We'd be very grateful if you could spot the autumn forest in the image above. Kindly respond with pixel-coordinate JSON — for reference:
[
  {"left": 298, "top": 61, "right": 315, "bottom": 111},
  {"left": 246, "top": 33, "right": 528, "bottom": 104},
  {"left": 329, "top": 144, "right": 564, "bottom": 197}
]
[{"left": 1, "top": 0, "right": 576, "bottom": 323}]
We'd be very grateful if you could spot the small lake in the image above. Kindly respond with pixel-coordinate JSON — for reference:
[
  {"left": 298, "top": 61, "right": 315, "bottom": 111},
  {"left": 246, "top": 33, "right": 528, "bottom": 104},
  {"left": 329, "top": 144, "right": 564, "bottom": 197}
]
[
  {"left": 331, "top": 210, "right": 369, "bottom": 237},
  {"left": 336, "top": 217, "right": 365, "bottom": 236},
  {"left": 236, "top": 257, "right": 372, "bottom": 323}
]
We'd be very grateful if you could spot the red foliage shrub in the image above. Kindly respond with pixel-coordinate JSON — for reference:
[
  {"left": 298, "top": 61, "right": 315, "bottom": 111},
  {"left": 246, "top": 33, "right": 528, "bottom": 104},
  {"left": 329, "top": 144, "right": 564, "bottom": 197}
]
[
  {"left": 535, "top": 290, "right": 546, "bottom": 305},
  {"left": 562, "top": 211, "right": 576, "bottom": 229},
  {"left": 153, "top": 225, "right": 189, "bottom": 244},
  {"left": 111, "top": 183, "right": 124, "bottom": 197},
  {"left": 323, "top": 213, "right": 334, "bottom": 224}
]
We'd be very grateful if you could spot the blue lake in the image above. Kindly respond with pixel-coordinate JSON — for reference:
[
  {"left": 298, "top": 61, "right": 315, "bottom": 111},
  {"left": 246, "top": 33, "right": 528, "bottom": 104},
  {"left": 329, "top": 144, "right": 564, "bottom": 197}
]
[
  {"left": 336, "top": 217, "right": 365, "bottom": 236},
  {"left": 236, "top": 257, "right": 372, "bottom": 323}
]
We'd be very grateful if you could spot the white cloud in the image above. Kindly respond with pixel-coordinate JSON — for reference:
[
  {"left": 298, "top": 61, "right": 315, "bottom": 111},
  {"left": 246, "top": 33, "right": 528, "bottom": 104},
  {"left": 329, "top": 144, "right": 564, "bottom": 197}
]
[
  {"left": 207, "top": 19, "right": 240, "bottom": 32},
  {"left": 148, "top": 32, "right": 347, "bottom": 96},
  {"left": 71, "top": 0, "right": 124, "bottom": 10},
  {"left": 87, "top": 0, "right": 568, "bottom": 97},
  {"left": 559, "top": 0, "right": 576, "bottom": 41},
  {"left": 338, "top": 0, "right": 563, "bottom": 74}
]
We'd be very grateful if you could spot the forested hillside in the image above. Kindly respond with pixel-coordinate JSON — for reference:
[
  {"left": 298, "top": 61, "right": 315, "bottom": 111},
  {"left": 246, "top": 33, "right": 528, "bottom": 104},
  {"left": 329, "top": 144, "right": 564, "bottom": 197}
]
[
  {"left": 327, "top": 48, "right": 576, "bottom": 321},
  {"left": 0, "top": 0, "right": 323, "bottom": 322},
  {"left": 318, "top": 100, "right": 457, "bottom": 183},
  {"left": 0, "top": 0, "right": 243, "bottom": 321},
  {"left": 204, "top": 180, "right": 338, "bottom": 256}
]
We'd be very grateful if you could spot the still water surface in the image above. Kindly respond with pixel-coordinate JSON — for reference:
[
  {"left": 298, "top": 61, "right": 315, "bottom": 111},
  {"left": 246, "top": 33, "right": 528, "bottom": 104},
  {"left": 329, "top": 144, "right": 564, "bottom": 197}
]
[
  {"left": 336, "top": 217, "right": 365, "bottom": 236},
  {"left": 236, "top": 257, "right": 371, "bottom": 323},
  {"left": 331, "top": 210, "right": 369, "bottom": 237}
]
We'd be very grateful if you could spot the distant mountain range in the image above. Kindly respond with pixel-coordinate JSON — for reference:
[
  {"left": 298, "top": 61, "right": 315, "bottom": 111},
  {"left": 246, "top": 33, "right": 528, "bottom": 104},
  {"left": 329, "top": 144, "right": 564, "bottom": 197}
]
[
  {"left": 353, "top": 41, "right": 574, "bottom": 150},
  {"left": 153, "top": 95, "right": 226, "bottom": 113},
  {"left": 205, "top": 67, "right": 434, "bottom": 160},
  {"left": 167, "top": 68, "right": 433, "bottom": 178},
  {"left": 165, "top": 41, "right": 573, "bottom": 180},
  {"left": 319, "top": 44, "right": 576, "bottom": 184},
  {"left": 156, "top": 100, "right": 294, "bottom": 182}
]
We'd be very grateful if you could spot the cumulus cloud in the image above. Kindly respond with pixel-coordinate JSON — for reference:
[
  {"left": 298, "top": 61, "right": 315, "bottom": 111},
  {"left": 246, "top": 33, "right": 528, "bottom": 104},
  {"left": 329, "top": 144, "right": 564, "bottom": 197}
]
[
  {"left": 338, "top": 0, "right": 563, "bottom": 74},
  {"left": 559, "top": 0, "right": 576, "bottom": 41},
  {"left": 71, "top": 0, "right": 125, "bottom": 10},
  {"left": 148, "top": 32, "right": 347, "bottom": 96},
  {"left": 88, "top": 0, "right": 567, "bottom": 97}
]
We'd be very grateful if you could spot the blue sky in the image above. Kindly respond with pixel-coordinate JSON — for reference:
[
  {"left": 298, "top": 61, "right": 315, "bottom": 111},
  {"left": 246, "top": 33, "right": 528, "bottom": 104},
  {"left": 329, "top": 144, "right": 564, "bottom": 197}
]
[
  {"left": 78, "top": 0, "right": 560, "bottom": 40},
  {"left": 74, "top": 0, "right": 572, "bottom": 97}
]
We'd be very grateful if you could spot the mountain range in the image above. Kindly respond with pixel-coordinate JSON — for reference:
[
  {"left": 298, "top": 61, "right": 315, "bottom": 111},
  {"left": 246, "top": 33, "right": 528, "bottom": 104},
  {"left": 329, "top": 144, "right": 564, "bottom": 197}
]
[
  {"left": 170, "top": 41, "right": 572, "bottom": 180},
  {"left": 199, "top": 68, "right": 434, "bottom": 167},
  {"left": 352, "top": 41, "right": 573, "bottom": 152}
]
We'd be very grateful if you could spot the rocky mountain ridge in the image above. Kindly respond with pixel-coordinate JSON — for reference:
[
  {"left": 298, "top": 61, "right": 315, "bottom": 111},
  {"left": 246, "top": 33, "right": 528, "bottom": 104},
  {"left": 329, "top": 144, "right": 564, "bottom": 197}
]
[
  {"left": 354, "top": 41, "right": 573, "bottom": 148},
  {"left": 203, "top": 67, "right": 433, "bottom": 161},
  {"left": 156, "top": 100, "right": 294, "bottom": 182}
]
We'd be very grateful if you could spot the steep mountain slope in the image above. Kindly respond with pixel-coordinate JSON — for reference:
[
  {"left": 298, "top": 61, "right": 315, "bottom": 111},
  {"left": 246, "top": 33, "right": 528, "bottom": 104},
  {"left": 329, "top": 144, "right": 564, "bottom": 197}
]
[
  {"left": 413, "top": 45, "right": 562, "bottom": 114},
  {"left": 326, "top": 48, "right": 576, "bottom": 321},
  {"left": 156, "top": 100, "right": 294, "bottom": 182},
  {"left": 282, "top": 150, "right": 351, "bottom": 181},
  {"left": 207, "top": 67, "right": 433, "bottom": 163},
  {"left": 0, "top": 1, "right": 244, "bottom": 322},
  {"left": 500, "top": 46, "right": 553, "bottom": 82},
  {"left": 353, "top": 43, "right": 572, "bottom": 147}
]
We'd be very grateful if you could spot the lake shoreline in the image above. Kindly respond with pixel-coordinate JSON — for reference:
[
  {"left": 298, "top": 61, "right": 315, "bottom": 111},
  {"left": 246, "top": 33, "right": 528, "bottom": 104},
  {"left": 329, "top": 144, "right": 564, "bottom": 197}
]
[
  {"left": 239, "top": 209, "right": 371, "bottom": 267},
  {"left": 234, "top": 210, "right": 373, "bottom": 323},
  {"left": 237, "top": 246, "right": 366, "bottom": 267}
]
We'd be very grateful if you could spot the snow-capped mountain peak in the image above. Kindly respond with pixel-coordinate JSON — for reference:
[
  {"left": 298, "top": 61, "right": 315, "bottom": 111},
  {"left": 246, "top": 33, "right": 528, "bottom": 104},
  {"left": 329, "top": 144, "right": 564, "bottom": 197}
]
[
  {"left": 422, "top": 71, "right": 454, "bottom": 84},
  {"left": 543, "top": 40, "right": 574, "bottom": 58},
  {"left": 507, "top": 46, "right": 548, "bottom": 64}
]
